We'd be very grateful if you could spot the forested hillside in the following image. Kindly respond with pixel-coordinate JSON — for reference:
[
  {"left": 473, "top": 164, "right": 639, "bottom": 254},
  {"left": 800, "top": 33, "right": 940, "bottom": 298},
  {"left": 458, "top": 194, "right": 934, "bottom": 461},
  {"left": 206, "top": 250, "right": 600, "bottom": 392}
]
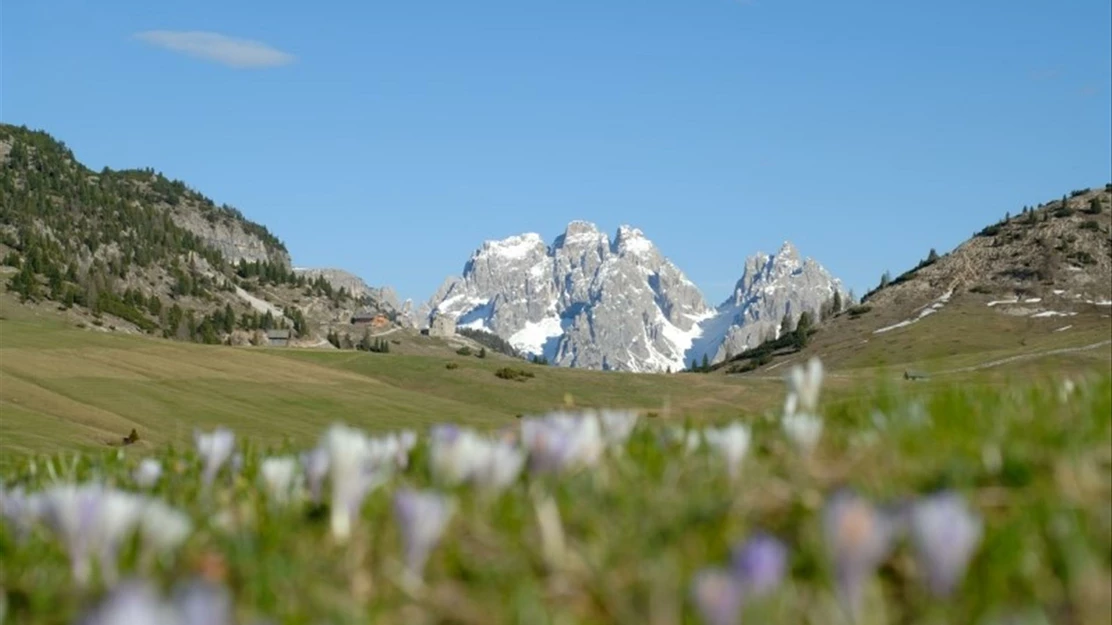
[{"left": 0, "top": 124, "right": 391, "bottom": 344}]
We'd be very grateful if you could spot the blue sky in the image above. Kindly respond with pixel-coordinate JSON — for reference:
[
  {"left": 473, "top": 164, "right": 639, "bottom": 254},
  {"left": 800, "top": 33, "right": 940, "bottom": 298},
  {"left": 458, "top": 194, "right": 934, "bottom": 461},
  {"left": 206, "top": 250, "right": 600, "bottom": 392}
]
[{"left": 3, "top": 0, "right": 1110, "bottom": 304}]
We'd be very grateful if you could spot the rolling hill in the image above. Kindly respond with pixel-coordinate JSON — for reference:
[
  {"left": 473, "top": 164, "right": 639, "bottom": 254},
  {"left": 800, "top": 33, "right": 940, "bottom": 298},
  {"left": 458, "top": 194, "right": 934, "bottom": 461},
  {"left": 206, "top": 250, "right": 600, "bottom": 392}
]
[{"left": 712, "top": 186, "right": 1112, "bottom": 376}]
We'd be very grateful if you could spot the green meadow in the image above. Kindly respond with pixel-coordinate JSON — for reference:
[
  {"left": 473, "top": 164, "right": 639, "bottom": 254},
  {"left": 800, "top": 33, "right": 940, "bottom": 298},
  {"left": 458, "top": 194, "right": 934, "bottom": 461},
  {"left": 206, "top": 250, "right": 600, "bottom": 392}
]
[{"left": 1, "top": 296, "right": 1110, "bottom": 624}]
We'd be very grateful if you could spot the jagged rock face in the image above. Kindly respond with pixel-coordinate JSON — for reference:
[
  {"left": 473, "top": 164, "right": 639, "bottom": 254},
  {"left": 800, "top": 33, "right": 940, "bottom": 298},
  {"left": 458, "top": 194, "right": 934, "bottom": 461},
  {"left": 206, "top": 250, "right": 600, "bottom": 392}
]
[
  {"left": 426, "top": 222, "right": 712, "bottom": 372},
  {"left": 427, "top": 226, "right": 847, "bottom": 372},
  {"left": 171, "top": 208, "right": 290, "bottom": 268},
  {"left": 691, "top": 242, "right": 850, "bottom": 364},
  {"left": 292, "top": 268, "right": 402, "bottom": 311}
]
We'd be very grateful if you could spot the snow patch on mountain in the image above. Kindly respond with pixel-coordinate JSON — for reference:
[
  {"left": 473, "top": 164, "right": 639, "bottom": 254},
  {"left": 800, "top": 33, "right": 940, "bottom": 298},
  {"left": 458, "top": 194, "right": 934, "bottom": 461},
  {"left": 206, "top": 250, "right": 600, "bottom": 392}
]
[{"left": 425, "top": 227, "right": 846, "bottom": 373}]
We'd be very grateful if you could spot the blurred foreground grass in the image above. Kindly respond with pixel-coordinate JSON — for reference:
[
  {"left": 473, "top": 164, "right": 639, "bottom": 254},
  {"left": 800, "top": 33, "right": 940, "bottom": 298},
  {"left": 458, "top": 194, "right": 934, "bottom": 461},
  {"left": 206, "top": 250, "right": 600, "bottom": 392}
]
[{"left": 1, "top": 371, "right": 1109, "bottom": 625}]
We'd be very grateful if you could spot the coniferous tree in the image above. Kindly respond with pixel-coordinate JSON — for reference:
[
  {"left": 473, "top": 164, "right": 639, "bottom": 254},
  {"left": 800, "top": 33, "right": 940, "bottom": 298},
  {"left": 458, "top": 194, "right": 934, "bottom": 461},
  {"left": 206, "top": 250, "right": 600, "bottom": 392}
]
[
  {"left": 779, "top": 312, "right": 794, "bottom": 338},
  {"left": 222, "top": 303, "right": 235, "bottom": 334},
  {"left": 701, "top": 354, "right": 709, "bottom": 371}
]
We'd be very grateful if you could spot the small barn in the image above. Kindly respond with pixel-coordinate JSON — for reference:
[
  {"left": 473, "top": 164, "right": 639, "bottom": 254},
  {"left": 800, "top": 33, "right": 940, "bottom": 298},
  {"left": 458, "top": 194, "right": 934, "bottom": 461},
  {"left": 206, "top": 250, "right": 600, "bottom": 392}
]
[
  {"left": 266, "top": 329, "right": 293, "bottom": 347},
  {"left": 351, "top": 311, "right": 391, "bottom": 329}
]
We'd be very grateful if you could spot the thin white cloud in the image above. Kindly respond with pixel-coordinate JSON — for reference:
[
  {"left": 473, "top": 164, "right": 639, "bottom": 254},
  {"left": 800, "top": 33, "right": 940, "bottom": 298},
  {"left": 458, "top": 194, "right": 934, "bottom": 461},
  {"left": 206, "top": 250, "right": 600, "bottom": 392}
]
[{"left": 134, "top": 30, "right": 294, "bottom": 68}]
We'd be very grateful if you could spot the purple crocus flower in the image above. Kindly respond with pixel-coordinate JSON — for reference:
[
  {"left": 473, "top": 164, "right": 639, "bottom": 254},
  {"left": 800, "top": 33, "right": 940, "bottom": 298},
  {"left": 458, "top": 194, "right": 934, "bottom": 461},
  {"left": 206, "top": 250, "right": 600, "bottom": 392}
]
[
  {"left": 520, "top": 412, "right": 603, "bottom": 474},
  {"left": 730, "top": 533, "right": 789, "bottom": 598},
  {"left": 0, "top": 484, "right": 42, "bottom": 541},
  {"left": 171, "top": 578, "right": 234, "bottom": 625},
  {"left": 393, "top": 488, "right": 455, "bottom": 579},
  {"left": 907, "top": 491, "right": 983, "bottom": 597},
  {"left": 690, "top": 567, "right": 744, "bottom": 625},
  {"left": 822, "top": 489, "right": 898, "bottom": 622},
  {"left": 75, "top": 579, "right": 178, "bottom": 625},
  {"left": 299, "top": 446, "right": 331, "bottom": 505},
  {"left": 37, "top": 484, "right": 126, "bottom": 586}
]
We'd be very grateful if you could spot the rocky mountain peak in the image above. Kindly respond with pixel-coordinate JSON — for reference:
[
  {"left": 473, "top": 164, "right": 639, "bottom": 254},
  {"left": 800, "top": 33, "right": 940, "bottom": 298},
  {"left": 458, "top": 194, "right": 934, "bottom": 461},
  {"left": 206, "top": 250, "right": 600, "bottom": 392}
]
[
  {"left": 692, "top": 242, "right": 847, "bottom": 364},
  {"left": 613, "top": 225, "right": 655, "bottom": 257},
  {"left": 426, "top": 222, "right": 714, "bottom": 372}
]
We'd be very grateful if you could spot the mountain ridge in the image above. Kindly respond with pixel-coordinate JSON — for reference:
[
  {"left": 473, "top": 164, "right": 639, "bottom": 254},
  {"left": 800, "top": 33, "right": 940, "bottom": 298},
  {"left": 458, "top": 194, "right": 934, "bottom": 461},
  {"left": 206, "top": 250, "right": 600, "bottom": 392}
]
[
  {"left": 0, "top": 123, "right": 401, "bottom": 345},
  {"left": 423, "top": 222, "right": 846, "bottom": 372}
]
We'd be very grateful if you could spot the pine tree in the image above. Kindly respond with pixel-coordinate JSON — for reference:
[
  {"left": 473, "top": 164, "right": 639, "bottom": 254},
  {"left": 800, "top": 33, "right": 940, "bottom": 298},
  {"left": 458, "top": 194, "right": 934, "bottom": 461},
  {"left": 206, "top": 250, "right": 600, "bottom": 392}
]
[
  {"left": 779, "top": 312, "right": 794, "bottom": 338},
  {"left": 832, "top": 291, "right": 843, "bottom": 314},
  {"left": 691, "top": 358, "right": 697, "bottom": 372},
  {"left": 880, "top": 271, "right": 891, "bottom": 288},
  {"left": 926, "top": 248, "right": 939, "bottom": 263},
  {"left": 701, "top": 354, "right": 709, "bottom": 371},
  {"left": 222, "top": 304, "right": 235, "bottom": 334},
  {"left": 478, "top": 347, "right": 487, "bottom": 358}
]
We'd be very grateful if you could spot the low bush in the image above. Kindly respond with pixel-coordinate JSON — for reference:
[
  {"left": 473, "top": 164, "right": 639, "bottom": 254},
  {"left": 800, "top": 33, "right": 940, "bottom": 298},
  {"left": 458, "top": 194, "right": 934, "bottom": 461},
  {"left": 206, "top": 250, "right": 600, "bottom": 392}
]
[{"left": 495, "top": 367, "right": 535, "bottom": 381}]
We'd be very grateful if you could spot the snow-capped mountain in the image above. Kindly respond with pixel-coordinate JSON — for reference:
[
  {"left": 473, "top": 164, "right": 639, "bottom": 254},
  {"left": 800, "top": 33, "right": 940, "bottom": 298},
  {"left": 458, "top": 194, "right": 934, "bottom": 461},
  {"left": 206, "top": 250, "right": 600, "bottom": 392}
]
[
  {"left": 426, "top": 221, "right": 711, "bottom": 372},
  {"left": 688, "top": 242, "right": 851, "bottom": 365},
  {"left": 425, "top": 225, "right": 846, "bottom": 373}
]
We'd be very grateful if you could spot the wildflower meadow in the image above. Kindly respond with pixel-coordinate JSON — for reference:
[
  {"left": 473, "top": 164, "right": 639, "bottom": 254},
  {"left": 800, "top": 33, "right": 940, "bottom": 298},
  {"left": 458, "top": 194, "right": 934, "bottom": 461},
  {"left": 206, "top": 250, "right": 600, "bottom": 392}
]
[{"left": 1, "top": 359, "right": 1109, "bottom": 624}]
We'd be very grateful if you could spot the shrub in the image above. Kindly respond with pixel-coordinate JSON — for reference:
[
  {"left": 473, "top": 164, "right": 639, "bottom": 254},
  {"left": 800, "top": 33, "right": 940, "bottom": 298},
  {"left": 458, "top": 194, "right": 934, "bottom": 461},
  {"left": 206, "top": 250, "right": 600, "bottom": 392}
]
[
  {"left": 1079, "top": 220, "right": 1101, "bottom": 231},
  {"left": 495, "top": 367, "right": 535, "bottom": 382},
  {"left": 1053, "top": 206, "right": 1074, "bottom": 218},
  {"left": 1085, "top": 198, "right": 1104, "bottom": 214},
  {"left": 969, "top": 285, "right": 993, "bottom": 294},
  {"left": 976, "top": 224, "right": 1002, "bottom": 237},
  {"left": 847, "top": 305, "right": 872, "bottom": 317},
  {"left": 1069, "top": 251, "right": 1096, "bottom": 266},
  {"left": 456, "top": 346, "right": 472, "bottom": 356},
  {"left": 1069, "top": 189, "right": 1088, "bottom": 197},
  {"left": 445, "top": 362, "right": 459, "bottom": 370}
]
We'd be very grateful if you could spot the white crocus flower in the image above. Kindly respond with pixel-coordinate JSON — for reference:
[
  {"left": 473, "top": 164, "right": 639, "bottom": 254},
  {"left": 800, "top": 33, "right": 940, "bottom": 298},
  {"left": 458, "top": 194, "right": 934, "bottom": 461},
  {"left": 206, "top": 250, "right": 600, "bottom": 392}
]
[
  {"left": 703, "top": 421, "right": 752, "bottom": 479},
  {"left": 786, "top": 357, "right": 824, "bottom": 414},
  {"left": 428, "top": 425, "right": 487, "bottom": 486},
  {"left": 598, "top": 410, "right": 640, "bottom": 449},
  {"left": 471, "top": 440, "right": 526, "bottom": 492},
  {"left": 322, "top": 423, "right": 389, "bottom": 542},
  {"left": 258, "top": 456, "right": 301, "bottom": 506},
  {"left": 781, "top": 357, "right": 825, "bottom": 455},
  {"left": 133, "top": 459, "right": 163, "bottom": 490},
  {"left": 139, "top": 499, "right": 192, "bottom": 556},
  {"left": 194, "top": 428, "right": 236, "bottom": 488},
  {"left": 782, "top": 412, "right": 824, "bottom": 455}
]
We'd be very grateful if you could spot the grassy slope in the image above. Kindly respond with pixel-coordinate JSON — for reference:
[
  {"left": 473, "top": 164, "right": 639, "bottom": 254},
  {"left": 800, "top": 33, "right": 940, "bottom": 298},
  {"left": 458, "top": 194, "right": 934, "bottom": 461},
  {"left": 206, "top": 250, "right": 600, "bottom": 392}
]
[
  {"left": 3, "top": 285, "right": 1109, "bottom": 460},
  {"left": 728, "top": 296, "right": 1112, "bottom": 379},
  {"left": 0, "top": 295, "right": 772, "bottom": 459}
]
